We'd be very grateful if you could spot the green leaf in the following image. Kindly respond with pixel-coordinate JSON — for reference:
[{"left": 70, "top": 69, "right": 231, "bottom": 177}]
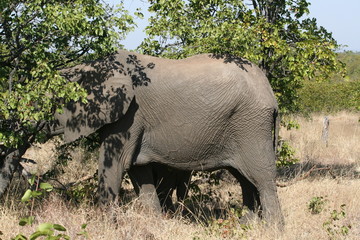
[
  {"left": 21, "top": 190, "right": 33, "bottom": 202},
  {"left": 29, "top": 230, "right": 52, "bottom": 240},
  {"left": 57, "top": 234, "right": 71, "bottom": 240},
  {"left": 19, "top": 216, "right": 35, "bottom": 226},
  {"left": 53, "top": 224, "right": 66, "bottom": 232},
  {"left": 39, "top": 182, "right": 53, "bottom": 192},
  {"left": 31, "top": 191, "right": 43, "bottom": 198},
  {"left": 0, "top": 0, "right": 136, "bottom": 148},
  {"left": 12, "top": 234, "right": 28, "bottom": 240},
  {"left": 141, "top": 0, "right": 344, "bottom": 113},
  {"left": 37, "top": 223, "right": 53, "bottom": 232},
  {"left": 28, "top": 176, "right": 36, "bottom": 186}
]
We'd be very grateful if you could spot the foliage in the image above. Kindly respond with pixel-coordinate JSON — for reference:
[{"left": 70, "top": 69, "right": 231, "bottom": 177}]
[
  {"left": 206, "top": 208, "right": 251, "bottom": 239},
  {"left": 299, "top": 80, "right": 360, "bottom": 113},
  {"left": 12, "top": 175, "right": 89, "bottom": 240},
  {"left": 12, "top": 221, "right": 89, "bottom": 240},
  {"left": 298, "top": 51, "right": 360, "bottom": 114},
  {"left": 323, "top": 204, "right": 351, "bottom": 240},
  {"left": 14, "top": 175, "right": 69, "bottom": 239},
  {"left": 140, "top": 0, "right": 344, "bottom": 113},
  {"left": 308, "top": 196, "right": 327, "bottom": 214},
  {"left": 188, "top": 171, "right": 222, "bottom": 204},
  {"left": 12, "top": 223, "right": 70, "bottom": 240},
  {"left": 0, "top": 0, "right": 136, "bottom": 148},
  {"left": 51, "top": 137, "right": 99, "bottom": 204},
  {"left": 333, "top": 52, "right": 360, "bottom": 82},
  {"left": 65, "top": 176, "right": 98, "bottom": 204},
  {"left": 55, "top": 135, "right": 100, "bottom": 167},
  {"left": 307, "top": 197, "right": 351, "bottom": 239},
  {"left": 37, "top": 137, "right": 99, "bottom": 204},
  {"left": 21, "top": 176, "right": 53, "bottom": 203},
  {"left": 20, "top": 175, "right": 53, "bottom": 219},
  {"left": 276, "top": 138, "right": 299, "bottom": 167}
]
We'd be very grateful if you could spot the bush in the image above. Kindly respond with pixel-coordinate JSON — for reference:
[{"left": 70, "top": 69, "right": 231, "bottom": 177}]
[
  {"left": 276, "top": 139, "right": 299, "bottom": 167},
  {"left": 297, "top": 51, "right": 360, "bottom": 114},
  {"left": 298, "top": 80, "right": 360, "bottom": 114}
]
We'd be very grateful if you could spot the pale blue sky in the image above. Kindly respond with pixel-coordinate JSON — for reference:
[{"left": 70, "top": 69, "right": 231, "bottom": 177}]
[{"left": 107, "top": 0, "right": 360, "bottom": 52}]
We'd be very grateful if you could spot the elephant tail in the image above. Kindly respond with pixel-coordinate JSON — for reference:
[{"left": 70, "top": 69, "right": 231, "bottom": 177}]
[{"left": 273, "top": 108, "right": 280, "bottom": 155}]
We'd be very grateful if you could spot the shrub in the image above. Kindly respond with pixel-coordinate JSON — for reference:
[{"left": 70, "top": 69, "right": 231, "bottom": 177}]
[
  {"left": 308, "top": 196, "right": 328, "bottom": 214},
  {"left": 276, "top": 139, "right": 299, "bottom": 167},
  {"left": 298, "top": 80, "right": 360, "bottom": 114},
  {"left": 323, "top": 204, "right": 351, "bottom": 240}
]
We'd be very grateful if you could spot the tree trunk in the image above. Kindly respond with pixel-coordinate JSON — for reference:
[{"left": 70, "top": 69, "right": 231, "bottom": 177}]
[
  {"left": 0, "top": 144, "right": 30, "bottom": 198},
  {"left": 321, "top": 116, "right": 330, "bottom": 147}
]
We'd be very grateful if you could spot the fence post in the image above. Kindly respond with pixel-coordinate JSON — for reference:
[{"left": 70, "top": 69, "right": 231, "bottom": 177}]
[{"left": 321, "top": 116, "right": 330, "bottom": 147}]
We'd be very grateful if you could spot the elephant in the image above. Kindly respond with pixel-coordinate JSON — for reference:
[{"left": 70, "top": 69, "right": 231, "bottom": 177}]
[{"left": 55, "top": 50, "right": 284, "bottom": 225}]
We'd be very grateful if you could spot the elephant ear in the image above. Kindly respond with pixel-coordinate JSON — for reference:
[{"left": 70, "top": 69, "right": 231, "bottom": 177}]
[{"left": 58, "top": 58, "right": 134, "bottom": 143}]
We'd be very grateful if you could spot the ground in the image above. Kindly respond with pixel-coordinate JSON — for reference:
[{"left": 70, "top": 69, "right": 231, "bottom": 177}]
[{"left": 0, "top": 112, "right": 359, "bottom": 239}]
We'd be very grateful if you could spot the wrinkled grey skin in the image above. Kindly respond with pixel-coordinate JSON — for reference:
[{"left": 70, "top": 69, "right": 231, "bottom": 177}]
[
  {"left": 47, "top": 124, "right": 191, "bottom": 212},
  {"left": 55, "top": 50, "right": 284, "bottom": 224}
]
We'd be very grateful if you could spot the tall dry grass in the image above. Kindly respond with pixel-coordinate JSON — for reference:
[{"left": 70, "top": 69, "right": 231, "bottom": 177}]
[
  {"left": 280, "top": 112, "right": 360, "bottom": 165},
  {"left": 1, "top": 112, "right": 359, "bottom": 239},
  {"left": 2, "top": 179, "right": 359, "bottom": 239}
]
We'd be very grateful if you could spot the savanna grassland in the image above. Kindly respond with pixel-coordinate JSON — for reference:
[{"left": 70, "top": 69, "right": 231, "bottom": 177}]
[
  {"left": 1, "top": 1, "right": 360, "bottom": 239},
  {"left": 0, "top": 112, "right": 359, "bottom": 240}
]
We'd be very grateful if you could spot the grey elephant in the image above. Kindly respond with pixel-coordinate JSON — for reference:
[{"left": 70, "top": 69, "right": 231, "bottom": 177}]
[{"left": 55, "top": 50, "right": 284, "bottom": 225}]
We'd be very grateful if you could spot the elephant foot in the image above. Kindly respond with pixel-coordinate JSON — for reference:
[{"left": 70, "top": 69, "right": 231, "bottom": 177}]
[
  {"left": 239, "top": 208, "right": 285, "bottom": 231},
  {"left": 97, "top": 199, "right": 123, "bottom": 227},
  {"left": 139, "top": 232, "right": 156, "bottom": 240},
  {"left": 135, "top": 191, "right": 162, "bottom": 215},
  {"left": 239, "top": 209, "right": 260, "bottom": 226},
  {"left": 262, "top": 211, "right": 285, "bottom": 231}
]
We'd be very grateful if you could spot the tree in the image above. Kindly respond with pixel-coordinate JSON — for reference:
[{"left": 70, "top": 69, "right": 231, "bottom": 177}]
[
  {"left": 0, "top": 0, "right": 136, "bottom": 196},
  {"left": 139, "top": 0, "right": 345, "bottom": 113}
]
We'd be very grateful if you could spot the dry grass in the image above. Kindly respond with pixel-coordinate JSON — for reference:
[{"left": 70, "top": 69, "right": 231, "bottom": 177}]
[
  {"left": 280, "top": 112, "right": 360, "bottom": 165},
  {"left": 1, "top": 112, "right": 359, "bottom": 239},
  {"left": 2, "top": 179, "right": 359, "bottom": 240},
  {"left": 0, "top": 196, "right": 204, "bottom": 240}
]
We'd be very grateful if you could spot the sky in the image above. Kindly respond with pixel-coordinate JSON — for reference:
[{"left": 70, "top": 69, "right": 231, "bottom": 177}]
[{"left": 107, "top": 0, "right": 360, "bottom": 52}]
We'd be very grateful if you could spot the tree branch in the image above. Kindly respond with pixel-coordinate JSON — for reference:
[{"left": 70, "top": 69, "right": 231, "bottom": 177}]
[{"left": 277, "top": 165, "right": 331, "bottom": 188}]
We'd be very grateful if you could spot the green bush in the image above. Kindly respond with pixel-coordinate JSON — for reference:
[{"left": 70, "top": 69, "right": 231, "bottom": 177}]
[
  {"left": 12, "top": 175, "right": 89, "bottom": 240},
  {"left": 298, "top": 80, "right": 360, "bottom": 114},
  {"left": 323, "top": 204, "right": 351, "bottom": 240},
  {"left": 335, "top": 52, "right": 360, "bottom": 81},
  {"left": 297, "top": 51, "right": 360, "bottom": 114},
  {"left": 308, "top": 196, "right": 328, "bottom": 214}
]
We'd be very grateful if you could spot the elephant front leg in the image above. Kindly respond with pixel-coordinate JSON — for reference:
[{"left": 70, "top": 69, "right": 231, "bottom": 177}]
[{"left": 97, "top": 137, "right": 125, "bottom": 205}]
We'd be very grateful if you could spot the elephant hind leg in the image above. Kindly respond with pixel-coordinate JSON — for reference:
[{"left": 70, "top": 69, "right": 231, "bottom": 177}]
[
  {"left": 230, "top": 164, "right": 283, "bottom": 226},
  {"left": 175, "top": 170, "right": 192, "bottom": 202},
  {"left": 228, "top": 139, "right": 284, "bottom": 226},
  {"left": 160, "top": 170, "right": 192, "bottom": 213},
  {"left": 150, "top": 163, "right": 176, "bottom": 212},
  {"left": 157, "top": 185, "right": 175, "bottom": 213},
  {"left": 228, "top": 168, "right": 260, "bottom": 213}
]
